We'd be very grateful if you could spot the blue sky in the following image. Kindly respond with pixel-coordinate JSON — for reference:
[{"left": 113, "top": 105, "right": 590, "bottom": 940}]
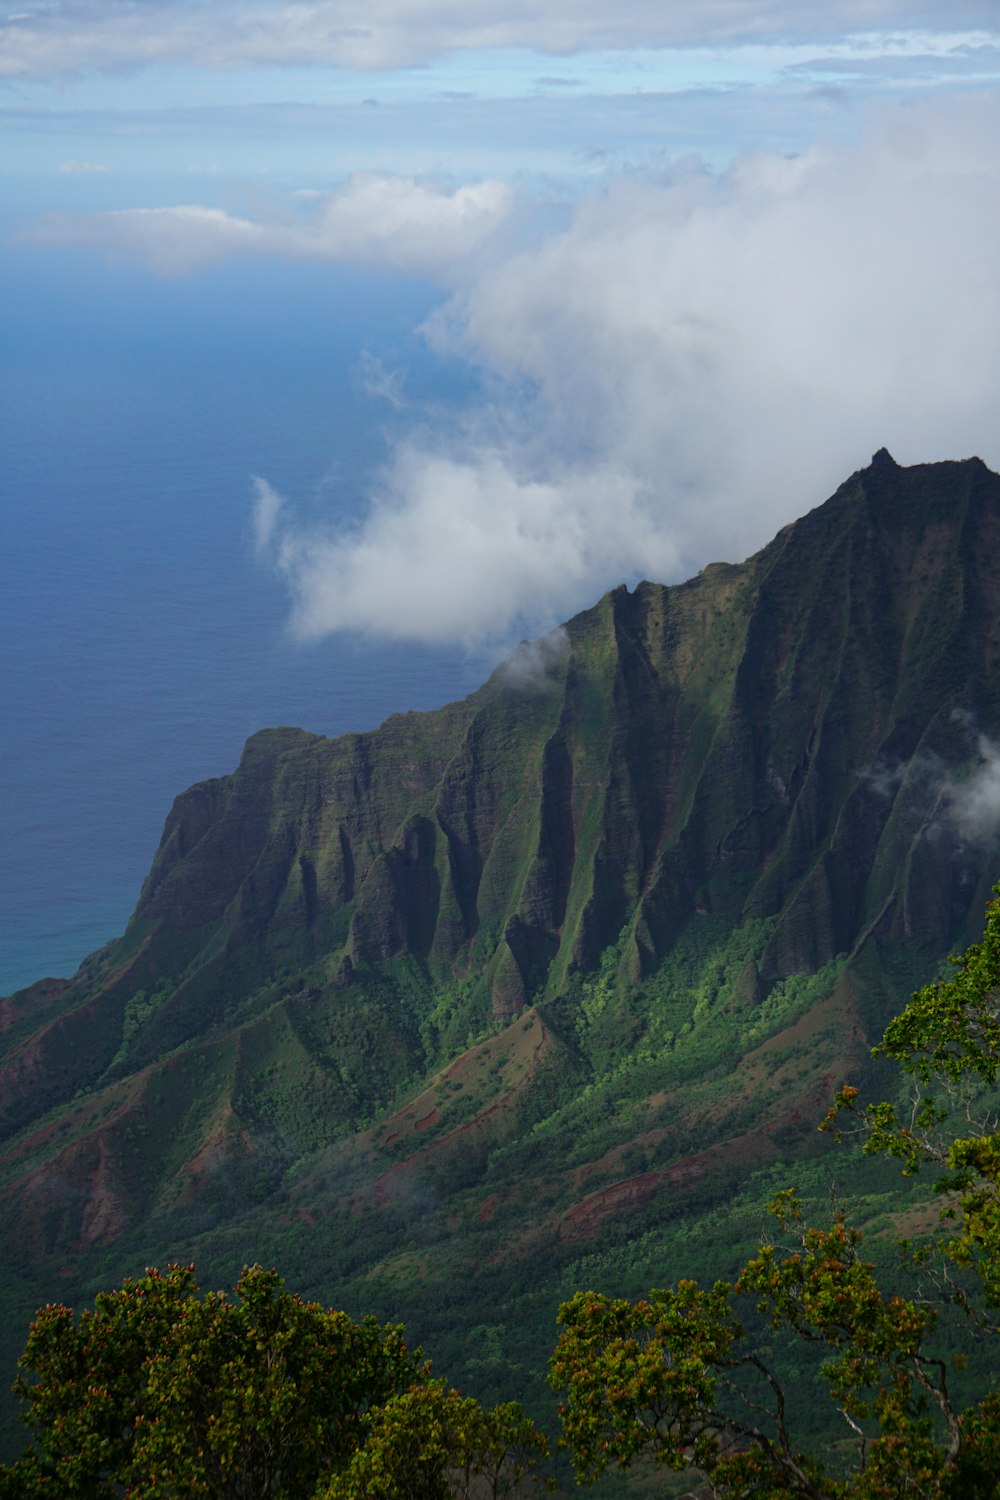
[
  {"left": 4, "top": 0, "right": 1000, "bottom": 644},
  {"left": 4, "top": 10, "right": 1000, "bottom": 189}
]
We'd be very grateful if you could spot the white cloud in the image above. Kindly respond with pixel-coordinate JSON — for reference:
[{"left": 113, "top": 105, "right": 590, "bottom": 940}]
[
  {"left": 26, "top": 204, "right": 263, "bottom": 276},
  {"left": 864, "top": 722, "right": 1000, "bottom": 847},
  {"left": 1, "top": 1, "right": 997, "bottom": 77},
  {"left": 267, "top": 451, "right": 680, "bottom": 645},
  {"left": 57, "top": 159, "right": 109, "bottom": 174},
  {"left": 495, "top": 628, "right": 570, "bottom": 691},
  {"left": 251, "top": 90, "right": 1000, "bottom": 647},
  {"left": 357, "top": 350, "right": 407, "bottom": 409},
  {"left": 945, "top": 735, "right": 1000, "bottom": 843},
  {"left": 22, "top": 174, "right": 514, "bottom": 277},
  {"left": 251, "top": 477, "right": 285, "bottom": 556}
]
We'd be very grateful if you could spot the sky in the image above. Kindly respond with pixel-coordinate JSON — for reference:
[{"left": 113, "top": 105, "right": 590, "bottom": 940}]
[{"left": 4, "top": 0, "right": 1000, "bottom": 648}]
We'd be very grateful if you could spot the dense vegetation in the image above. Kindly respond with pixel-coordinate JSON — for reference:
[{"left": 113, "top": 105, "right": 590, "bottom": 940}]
[
  {"left": 5, "top": 892, "right": 1000, "bottom": 1496},
  {"left": 0, "top": 1264, "right": 547, "bottom": 1498},
  {"left": 552, "top": 890, "right": 1000, "bottom": 1496}
]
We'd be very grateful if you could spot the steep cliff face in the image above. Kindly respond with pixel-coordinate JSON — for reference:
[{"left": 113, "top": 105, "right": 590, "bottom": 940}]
[
  {"left": 51, "top": 453, "right": 1000, "bottom": 1016},
  {"left": 2, "top": 452, "right": 1000, "bottom": 1278}
]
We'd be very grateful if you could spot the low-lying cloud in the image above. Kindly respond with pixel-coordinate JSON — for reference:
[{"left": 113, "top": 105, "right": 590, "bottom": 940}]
[
  {"left": 495, "top": 628, "right": 570, "bottom": 691},
  {"left": 263, "top": 452, "right": 680, "bottom": 645},
  {"left": 944, "top": 735, "right": 1000, "bottom": 843},
  {"left": 251, "top": 477, "right": 285, "bottom": 557},
  {"left": 25, "top": 174, "right": 514, "bottom": 277},
  {"left": 864, "top": 718, "right": 1000, "bottom": 847},
  {"left": 246, "top": 91, "right": 1000, "bottom": 647}
]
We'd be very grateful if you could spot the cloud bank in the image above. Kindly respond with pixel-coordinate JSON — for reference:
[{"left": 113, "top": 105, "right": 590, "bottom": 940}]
[
  {"left": 242, "top": 91, "right": 1000, "bottom": 646},
  {"left": 25, "top": 174, "right": 514, "bottom": 278},
  {"left": 266, "top": 452, "right": 680, "bottom": 645},
  {"left": 26, "top": 91, "right": 1000, "bottom": 649},
  {"left": 1, "top": 0, "right": 997, "bottom": 76}
]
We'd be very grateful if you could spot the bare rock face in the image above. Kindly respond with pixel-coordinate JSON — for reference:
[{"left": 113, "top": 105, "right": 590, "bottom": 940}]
[{"left": 3, "top": 451, "right": 1000, "bottom": 1289}]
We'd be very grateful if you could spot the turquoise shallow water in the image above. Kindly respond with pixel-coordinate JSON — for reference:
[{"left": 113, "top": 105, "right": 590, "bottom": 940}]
[{"left": 0, "top": 249, "right": 485, "bottom": 993}]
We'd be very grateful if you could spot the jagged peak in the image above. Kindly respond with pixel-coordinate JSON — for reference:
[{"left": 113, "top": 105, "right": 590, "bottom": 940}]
[{"left": 863, "top": 449, "right": 994, "bottom": 480}]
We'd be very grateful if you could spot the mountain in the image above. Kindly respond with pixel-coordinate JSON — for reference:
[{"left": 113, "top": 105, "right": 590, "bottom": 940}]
[{"left": 3, "top": 449, "right": 1000, "bottom": 1453}]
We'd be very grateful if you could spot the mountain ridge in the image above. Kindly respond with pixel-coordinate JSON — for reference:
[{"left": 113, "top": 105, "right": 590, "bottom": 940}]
[{"left": 3, "top": 449, "right": 1000, "bottom": 1456}]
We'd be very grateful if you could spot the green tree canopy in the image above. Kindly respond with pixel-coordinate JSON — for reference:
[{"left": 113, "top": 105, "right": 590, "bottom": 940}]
[
  {"left": 320, "top": 1379, "right": 548, "bottom": 1500},
  {"left": 2, "top": 1263, "right": 546, "bottom": 1499},
  {"left": 551, "top": 889, "right": 1000, "bottom": 1498}
]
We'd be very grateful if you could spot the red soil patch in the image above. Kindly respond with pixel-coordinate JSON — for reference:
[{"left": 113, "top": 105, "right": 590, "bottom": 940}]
[
  {"left": 78, "top": 1134, "right": 128, "bottom": 1247},
  {"left": 0, "top": 978, "right": 70, "bottom": 1033},
  {"left": 1, "top": 1123, "right": 130, "bottom": 1253},
  {"left": 98, "top": 938, "right": 150, "bottom": 990},
  {"left": 367, "top": 1008, "right": 551, "bottom": 1165},
  {"left": 179, "top": 1104, "right": 254, "bottom": 1203},
  {"left": 558, "top": 1170, "right": 664, "bottom": 1242}
]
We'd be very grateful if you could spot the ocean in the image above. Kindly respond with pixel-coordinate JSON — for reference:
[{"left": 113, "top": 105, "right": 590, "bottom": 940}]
[{"left": 0, "top": 247, "right": 486, "bottom": 993}]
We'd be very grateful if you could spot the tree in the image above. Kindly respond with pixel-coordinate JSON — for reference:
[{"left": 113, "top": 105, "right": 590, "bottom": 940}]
[
  {"left": 4, "top": 1262, "right": 204, "bottom": 1498},
  {"left": 4, "top": 1263, "right": 421, "bottom": 1497},
  {"left": 2, "top": 1263, "right": 548, "bottom": 1499},
  {"left": 551, "top": 890, "right": 1000, "bottom": 1497},
  {"left": 320, "top": 1379, "right": 548, "bottom": 1499}
]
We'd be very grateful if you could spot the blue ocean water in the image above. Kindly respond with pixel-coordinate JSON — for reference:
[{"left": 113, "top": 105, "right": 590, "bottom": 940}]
[{"left": 0, "top": 247, "right": 486, "bottom": 993}]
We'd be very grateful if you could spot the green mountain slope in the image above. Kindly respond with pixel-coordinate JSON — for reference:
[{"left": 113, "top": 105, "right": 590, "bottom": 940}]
[{"left": 3, "top": 450, "right": 1000, "bottom": 1459}]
